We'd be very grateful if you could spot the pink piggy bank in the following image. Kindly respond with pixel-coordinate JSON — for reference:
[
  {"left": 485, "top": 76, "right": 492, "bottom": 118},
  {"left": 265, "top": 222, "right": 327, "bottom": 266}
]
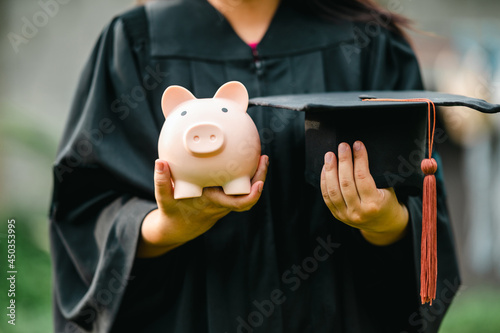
[{"left": 158, "top": 81, "right": 261, "bottom": 199}]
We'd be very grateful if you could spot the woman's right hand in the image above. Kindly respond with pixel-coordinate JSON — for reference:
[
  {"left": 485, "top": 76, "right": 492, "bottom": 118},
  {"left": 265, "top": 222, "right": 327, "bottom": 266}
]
[{"left": 137, "top": 155, "right": 269, "bottom": 258}]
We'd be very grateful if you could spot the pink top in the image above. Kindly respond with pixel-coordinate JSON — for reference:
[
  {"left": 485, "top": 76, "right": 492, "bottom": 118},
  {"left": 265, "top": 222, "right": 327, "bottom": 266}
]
[{"left": 248, "top": 42, "right": 259, "bottom": 52}]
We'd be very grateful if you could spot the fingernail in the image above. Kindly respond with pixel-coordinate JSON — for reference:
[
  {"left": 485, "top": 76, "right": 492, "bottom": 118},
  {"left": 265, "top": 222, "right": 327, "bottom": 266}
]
[
  {"left": 258, "top": 183, "right": 264, "bottom": 193},
  {"left": 155, "top": 159, "right": 164, "bottom": 172},
  {"left": 325, "top": 152, "right": 333, "bottom": 164},
  {"left": 353, "top": 141, "right": 361, "bottom": 152},
  {"left": 339, "top": 143, "right": 348, "bottom": 153},
  {"left": 265, "top": 156, "right": 270, "bottom": 167}
]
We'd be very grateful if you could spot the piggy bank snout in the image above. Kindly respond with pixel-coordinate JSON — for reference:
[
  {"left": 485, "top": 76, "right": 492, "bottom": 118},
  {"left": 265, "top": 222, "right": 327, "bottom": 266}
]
[{"left": 184, "top": 123, "right": 225, "bottom": 155}]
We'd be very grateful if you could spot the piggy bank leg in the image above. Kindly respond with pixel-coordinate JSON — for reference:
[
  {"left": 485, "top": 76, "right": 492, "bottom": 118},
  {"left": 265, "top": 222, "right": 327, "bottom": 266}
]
[
  {"left": 222, "top": 176, "right": 251, "bottom": 196},
  {"left": 173, "top": 180, "right": 203, "bottom": 199}
]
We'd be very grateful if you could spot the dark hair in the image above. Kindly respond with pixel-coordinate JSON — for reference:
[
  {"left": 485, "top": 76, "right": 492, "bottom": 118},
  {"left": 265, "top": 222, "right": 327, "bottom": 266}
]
[
  {"left": 136, "top": 0, "right": 411, "bottom": 35},
  {"left": 288, "top": 0, "right": 411, "bottom": 35}
]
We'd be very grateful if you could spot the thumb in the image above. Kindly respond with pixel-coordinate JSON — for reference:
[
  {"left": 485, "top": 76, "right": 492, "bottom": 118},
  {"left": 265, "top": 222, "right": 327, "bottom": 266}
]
[{"left": 154, "top": 159, "right": 174, "bottom": 210}]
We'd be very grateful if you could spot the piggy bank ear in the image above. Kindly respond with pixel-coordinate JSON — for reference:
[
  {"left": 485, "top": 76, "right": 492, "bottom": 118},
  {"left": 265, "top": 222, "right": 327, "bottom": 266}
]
[
  {"left": 161, "top": 85, "right": 196, "bottom": 118},
  {"left": 213, "top": 81, "right": 249, "bottom": 112}
]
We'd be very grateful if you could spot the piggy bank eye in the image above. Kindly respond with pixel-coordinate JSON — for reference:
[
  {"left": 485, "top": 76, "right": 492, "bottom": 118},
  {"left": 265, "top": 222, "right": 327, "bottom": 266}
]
[
  {"left": 181, "top": 111, "right": 187, "bottom": 116},
  {"left": 222, "top": 108, "right": 228, "bottom": 113}
]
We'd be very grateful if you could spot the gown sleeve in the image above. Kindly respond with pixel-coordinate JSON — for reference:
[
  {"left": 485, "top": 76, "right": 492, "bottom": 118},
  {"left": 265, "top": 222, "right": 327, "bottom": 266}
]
[
  {"left": 350, "top": 26, "right": 461, "bottom": 332},
  {"left": 49, "top": 14, "right": 160, "bottom": 332}
]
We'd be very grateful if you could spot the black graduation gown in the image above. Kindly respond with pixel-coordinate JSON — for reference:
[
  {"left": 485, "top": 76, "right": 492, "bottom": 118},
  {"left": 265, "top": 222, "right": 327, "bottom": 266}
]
[{"left": 49, "top": 1, "right": 460, "bottom": 332}]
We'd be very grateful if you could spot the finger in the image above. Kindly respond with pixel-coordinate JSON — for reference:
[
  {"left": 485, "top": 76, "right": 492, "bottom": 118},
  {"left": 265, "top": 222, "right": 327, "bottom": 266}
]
[
  {"left": 232, "top": 180, "right": 265, "bottom": 212},
  {"left": 337, "top": 142, "right": 361, "bottom": 208},
  {"left": 320, "top": 157, "right": 341, "bottom": 216},
  {"left": 204, "top": 156, "right": 269, "bottom": 211},
  {"left": 352, "top": 141, "right": 378, "bottom": 200},
  {"left": 227, "top": 155, "right": 269, "bottom": 212},
  {"left": 154, "top": 159, "right": 175, "bottom": 210},
  {"left": 322, "top": 151, "right": 346, "bottom": 212},
  {"left": 251, "top": 155, "right": 269, "bottom": 185},
  {"left": 204, "top": 180, "right": 264, "bottom": 212}
]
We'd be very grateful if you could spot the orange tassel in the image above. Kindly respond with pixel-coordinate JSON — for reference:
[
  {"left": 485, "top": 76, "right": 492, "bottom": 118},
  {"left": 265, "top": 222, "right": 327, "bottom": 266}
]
[
  {"left": 420, "top": 158, "right": 437, "bottom": 305},
  {"left": 362, "top": 97, "right": 438, "bottom": 304},
  {"left": 420, "top": 99, "right": 438, "bottom": 305}
]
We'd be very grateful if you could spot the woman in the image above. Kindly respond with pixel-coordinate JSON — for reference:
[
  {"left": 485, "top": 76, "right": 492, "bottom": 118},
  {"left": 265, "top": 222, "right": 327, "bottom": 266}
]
[{"left": 50, "top": 0, "right": 459, "bottom": 332}]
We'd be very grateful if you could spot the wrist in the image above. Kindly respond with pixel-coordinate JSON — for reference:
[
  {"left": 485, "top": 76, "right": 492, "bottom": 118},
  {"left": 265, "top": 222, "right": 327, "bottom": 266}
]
[
  {"left": 137, "top": 207, "right": 224, "bottom": 258},
  {"left": 360, "top": 203, "right": 409, "bottom": 246},
  {"left": 137, "top": 209, "right": 186, "bottom": 258}
]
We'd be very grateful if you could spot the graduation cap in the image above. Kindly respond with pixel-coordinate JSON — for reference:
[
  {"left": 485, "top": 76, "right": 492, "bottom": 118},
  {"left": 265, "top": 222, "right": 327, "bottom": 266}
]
[{"left": 249, "top": 90, "right": 500, "bottom": 305}]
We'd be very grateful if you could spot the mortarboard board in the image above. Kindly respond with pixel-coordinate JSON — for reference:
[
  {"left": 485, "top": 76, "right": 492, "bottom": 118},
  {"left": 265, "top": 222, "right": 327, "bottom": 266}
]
[
  {"left": 249, "top": 90, "right": 500, "bottom": 305},
  {"left": 250, "top": 91, "right": 500, "bottom": 192}
]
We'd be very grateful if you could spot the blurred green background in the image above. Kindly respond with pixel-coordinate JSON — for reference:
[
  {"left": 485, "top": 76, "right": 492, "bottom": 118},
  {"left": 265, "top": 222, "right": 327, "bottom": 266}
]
[{"left": 1, "top": 0, "right": 500, "bottom": 332}]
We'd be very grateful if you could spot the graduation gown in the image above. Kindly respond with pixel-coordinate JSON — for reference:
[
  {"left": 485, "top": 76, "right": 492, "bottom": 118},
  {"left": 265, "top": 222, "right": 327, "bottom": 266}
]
[{"left": 49, "top": 1, "right": 460, "bottom": 332}]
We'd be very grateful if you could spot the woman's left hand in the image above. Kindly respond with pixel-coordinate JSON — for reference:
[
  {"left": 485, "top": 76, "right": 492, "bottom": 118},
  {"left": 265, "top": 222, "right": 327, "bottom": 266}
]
[{"left": 320, "top": 141, "right": 409, "bottom": 246}]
